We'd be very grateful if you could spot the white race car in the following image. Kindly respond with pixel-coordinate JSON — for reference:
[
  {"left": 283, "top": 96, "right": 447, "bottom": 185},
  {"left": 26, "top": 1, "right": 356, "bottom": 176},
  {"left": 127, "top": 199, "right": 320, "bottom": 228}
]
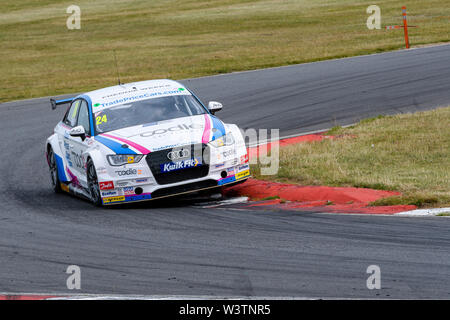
[{"left": 46, "top": 79, "right": 250, "bottom": 206}]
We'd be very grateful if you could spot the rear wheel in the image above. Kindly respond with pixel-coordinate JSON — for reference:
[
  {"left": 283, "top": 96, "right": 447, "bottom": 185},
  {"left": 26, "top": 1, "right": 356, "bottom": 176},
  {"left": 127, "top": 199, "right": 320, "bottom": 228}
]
[
  {"left": 86, "top": 159, "right": 102, "bottom": 206},
  {"left": 47, "top": 147, "right": 62, "bottom": 193}
]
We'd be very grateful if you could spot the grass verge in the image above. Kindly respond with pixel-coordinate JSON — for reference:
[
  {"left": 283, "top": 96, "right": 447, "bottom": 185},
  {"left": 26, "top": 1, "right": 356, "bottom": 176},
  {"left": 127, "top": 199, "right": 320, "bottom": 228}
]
[
  {"left": 1, "top": 0, "right": 450, "bottom": 102},
  {"left": 437, "top": 213, "right": 450, "bottom": 217},
  {"left": 251, "top": 107, "right": 450, "bottom": 208}
]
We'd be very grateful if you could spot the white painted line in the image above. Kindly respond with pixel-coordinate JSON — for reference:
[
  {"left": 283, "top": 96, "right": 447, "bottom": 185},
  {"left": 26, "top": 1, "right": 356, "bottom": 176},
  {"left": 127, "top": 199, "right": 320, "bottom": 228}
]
[
  {"left": 395, "top": 207, "right": 450, "bottom": 216},
  {"left": 193, "top": 196, "right": 249, "bottom": 208},
  {"left": 49, "top": 295, "right": 321, "bottom": 300},
  {"left": 0, "top": 292, "right": 313, "bottom": 300}
]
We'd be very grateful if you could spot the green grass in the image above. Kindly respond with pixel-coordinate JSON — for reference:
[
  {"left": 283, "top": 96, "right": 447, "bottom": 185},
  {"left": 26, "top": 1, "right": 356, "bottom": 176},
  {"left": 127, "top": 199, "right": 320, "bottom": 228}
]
[
  {"left": 252, "top": 107, "right": 450, "bottom": 208},
  {"left": 437, "top": 212, "right": 450, "bottom": 217},
  {"left": 260, "top": 195, "right": 280, "bottom": 201},
  {"left": 1, "top": 0, "right": 449, "bottom": 102}
]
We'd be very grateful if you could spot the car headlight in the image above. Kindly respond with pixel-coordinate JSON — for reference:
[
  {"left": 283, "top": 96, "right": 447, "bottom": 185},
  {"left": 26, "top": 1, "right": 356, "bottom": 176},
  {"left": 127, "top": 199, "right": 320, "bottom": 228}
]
[
  {"left": 209, "top": 133, "right": 235, "bottom": 148},
  {"left": 107, "top": 154, "right": 144, "bottom": 166}
]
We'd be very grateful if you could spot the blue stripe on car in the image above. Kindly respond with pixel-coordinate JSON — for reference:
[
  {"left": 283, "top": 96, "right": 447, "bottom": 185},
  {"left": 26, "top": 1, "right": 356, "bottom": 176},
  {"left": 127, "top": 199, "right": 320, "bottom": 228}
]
[
  {"left": 76, "top": 94, "right": 95, "bottom": 136},
  {"left": 55, "top": 98, "right": 74, "bottom": 104},
  {"left": 210, "top": 115, "right": 226, "bottom": 141},
  {"left": 94, "top": 135, "right": 137, "bottom": 155},
  {"left": 125, "top": 194, "right": 152, "bottom": 202},
  {"left": 54, "top": 153, "right": 69, "bottom": 182},
  {"left": 218, "top": 175, "right": 236, "bottom": 186}
]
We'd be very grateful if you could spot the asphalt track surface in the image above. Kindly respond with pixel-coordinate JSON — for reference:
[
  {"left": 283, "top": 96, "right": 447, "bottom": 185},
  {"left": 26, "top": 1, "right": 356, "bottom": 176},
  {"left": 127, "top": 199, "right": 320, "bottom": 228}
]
[{"left": 0, "top": 44, "right": 449, "bottom": 298}]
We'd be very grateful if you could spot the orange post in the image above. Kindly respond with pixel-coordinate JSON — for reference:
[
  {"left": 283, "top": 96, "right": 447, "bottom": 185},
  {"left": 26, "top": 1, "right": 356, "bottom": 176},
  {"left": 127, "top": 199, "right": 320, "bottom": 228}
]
[{"left": 402, "top": 6, "right": 410, "bottom": 49}]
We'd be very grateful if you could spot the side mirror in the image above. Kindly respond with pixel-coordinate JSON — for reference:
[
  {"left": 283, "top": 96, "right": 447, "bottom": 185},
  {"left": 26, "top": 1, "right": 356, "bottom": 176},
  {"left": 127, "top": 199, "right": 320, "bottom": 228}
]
[
  {"left": 208, "top": 101, "right": 223, "bottom": 115},
  {"left": 69, "top": 125, "right": 86, "bottom": 141}
]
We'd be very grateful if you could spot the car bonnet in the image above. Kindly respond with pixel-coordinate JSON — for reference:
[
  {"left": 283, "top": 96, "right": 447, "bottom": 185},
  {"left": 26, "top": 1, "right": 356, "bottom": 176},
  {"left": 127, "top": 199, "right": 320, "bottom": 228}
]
[{"left": 94, "top": 114, "right": 227, "bottom": 154}]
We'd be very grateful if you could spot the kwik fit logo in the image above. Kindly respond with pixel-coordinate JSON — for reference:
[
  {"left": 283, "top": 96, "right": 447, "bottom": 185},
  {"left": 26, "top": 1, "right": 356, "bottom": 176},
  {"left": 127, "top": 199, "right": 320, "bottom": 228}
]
[{"left": 161, "top": 158, "right": 201, "bottom": 173}]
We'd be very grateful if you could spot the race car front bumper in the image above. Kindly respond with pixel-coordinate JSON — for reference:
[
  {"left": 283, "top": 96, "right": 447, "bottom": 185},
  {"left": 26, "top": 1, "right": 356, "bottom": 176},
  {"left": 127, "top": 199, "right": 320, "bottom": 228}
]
[
  {"left": 99, "top": 162, "right": 250, "bottom": 205},
  {"left": 81, "top": 140, "right": 250, "bottom": 205}
]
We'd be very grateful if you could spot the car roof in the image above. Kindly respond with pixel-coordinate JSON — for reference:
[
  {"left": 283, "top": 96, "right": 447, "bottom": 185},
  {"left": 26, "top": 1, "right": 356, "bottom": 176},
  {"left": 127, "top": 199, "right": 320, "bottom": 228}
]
[{"left": 81, "top": 79, "right": 190, "bottom": 110}]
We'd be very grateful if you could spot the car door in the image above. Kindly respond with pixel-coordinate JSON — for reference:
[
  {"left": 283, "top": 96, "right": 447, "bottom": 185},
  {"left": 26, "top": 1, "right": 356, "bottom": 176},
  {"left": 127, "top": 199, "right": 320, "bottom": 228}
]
[
  {"left": 57, "top": 99, "right": 81, "bottom": 173},
  {"left": 67, "top": 99, "right": 92, "bottom": 185}
]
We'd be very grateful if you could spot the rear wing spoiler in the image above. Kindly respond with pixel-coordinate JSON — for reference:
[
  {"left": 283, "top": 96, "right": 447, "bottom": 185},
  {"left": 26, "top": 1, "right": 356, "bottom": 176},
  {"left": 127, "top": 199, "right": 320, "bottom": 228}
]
[{"left": 50, "top": 98, "right": 74, "bottom": 110}]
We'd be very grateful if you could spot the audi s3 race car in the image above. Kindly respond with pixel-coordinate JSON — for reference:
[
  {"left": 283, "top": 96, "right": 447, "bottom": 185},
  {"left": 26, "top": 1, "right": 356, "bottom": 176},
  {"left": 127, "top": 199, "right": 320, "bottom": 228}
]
[{"left": 45, "top": 79, "right": 250, "bottom": 206}]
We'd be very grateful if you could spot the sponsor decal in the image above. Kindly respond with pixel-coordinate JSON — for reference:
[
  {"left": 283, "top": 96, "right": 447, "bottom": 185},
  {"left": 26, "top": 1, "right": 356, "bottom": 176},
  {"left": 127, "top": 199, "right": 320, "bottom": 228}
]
[
  {"left": 102, "top": 196, "right": 125, "bottom": 204},
  {"left": 125, "top": 194, "right": 152, "bottom": 202},
  {"left": 236, "top": 169, "right": 250, "bottom": 180},
  {"left": 116, "top": 181, "right": 129, "bottom": 187},
  {"left": 222, "top": 149, "right": 234, "bottom": 158},
  {"left": 101, "top": 190, "right": 119, "bottom": 197},
  {"left": 63, "top": 141, "right": 70, "bottom": 151},
  {"left": 60, "top": 183, "right": 69, "bottom": 193},
  {"left": 115, "top": 168, "right": 137, "bottom": 176},
  {"left": 240, "top": 154, "right": 249, "bottom": 164},
  {"left": 135, "top": 178, "right": 148, "bottom": 183},
  {"left": 226, "top": 167, "right": 235, "bottom": 175},
  {"left": 151, "top": 142, "right": 197, "bottom": 152},
  {"left": 160, "top": 158, "right": 201, "bottom": 173},
  {"left": 65, "top": 153, "right": 73, "bottom": 167},
  {"left": 99, "top": 181, "right": 114, "bottom": 190},
  {"left": 153, "top": 144, "right": 178, "bottom": 151},
  {"left": 214, "top": 163, "right": 225, "bottom": 169},
  {"left": 94, "top": 89, "right": 187, "bottom": 108},
  {"left": 138, "top": 84, "right": 171, "bottom": 91},
  {"left": 100, "top": 88, "right": 141, "bottom": 100},
  {"left": 138, "top": 123, "right": 203, "bottom": 138},
  {"left": 71, "top": 151, "right": 84, "bottom": 169},
  {"left": 100, "top": 84, "right": 171, "bottom": 97},
  {"left": 238, "top": 164, "right": 250, "bottom": 171},
  {"left": 123, "top": 187, "right": 135, "bottom": 195}
]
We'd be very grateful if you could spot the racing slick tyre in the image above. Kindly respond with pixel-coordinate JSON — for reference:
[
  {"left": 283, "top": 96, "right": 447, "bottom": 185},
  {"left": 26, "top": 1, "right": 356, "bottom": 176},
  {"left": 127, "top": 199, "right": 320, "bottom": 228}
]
[
  {"left": 86, "top": 159, "right": 102, "bottom": 206},
  {"left": 47, "top": 147, "right": 62, "bottom": 193}
]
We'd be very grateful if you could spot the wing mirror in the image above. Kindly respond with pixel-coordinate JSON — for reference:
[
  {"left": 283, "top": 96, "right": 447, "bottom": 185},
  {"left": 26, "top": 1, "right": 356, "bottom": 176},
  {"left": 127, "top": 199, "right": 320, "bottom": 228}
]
[
  {"left": 69, "top": 125, "right": 86, "bottom": 141},
  {"left": 208, "top": 101, "right": 223, "bottom": 115}
]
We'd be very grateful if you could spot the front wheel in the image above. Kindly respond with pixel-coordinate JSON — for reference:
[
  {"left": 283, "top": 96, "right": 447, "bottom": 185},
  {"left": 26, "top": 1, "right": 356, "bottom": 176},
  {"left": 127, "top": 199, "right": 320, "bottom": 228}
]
[
  {"left": 86, "top": 159, "right": 102, "bottom": 206},
  {"left": 47, "top": 147, "right": 62, "bottom": 193}
]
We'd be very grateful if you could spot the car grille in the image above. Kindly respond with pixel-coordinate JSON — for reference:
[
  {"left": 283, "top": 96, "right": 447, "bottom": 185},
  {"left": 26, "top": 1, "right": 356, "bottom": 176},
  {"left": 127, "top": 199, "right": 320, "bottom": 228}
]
[
  {"left": 151, "top": 180, "right": 218, "bottom": 199},
  {"left": 145, "top": 143, "right": 210, "bottom": 185}
]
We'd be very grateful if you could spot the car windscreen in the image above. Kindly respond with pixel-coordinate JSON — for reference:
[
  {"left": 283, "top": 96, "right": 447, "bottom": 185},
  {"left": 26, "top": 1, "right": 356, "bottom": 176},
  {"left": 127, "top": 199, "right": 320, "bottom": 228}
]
[{"left": 93, "top": 95, "right": 207, "bottom": 134}]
